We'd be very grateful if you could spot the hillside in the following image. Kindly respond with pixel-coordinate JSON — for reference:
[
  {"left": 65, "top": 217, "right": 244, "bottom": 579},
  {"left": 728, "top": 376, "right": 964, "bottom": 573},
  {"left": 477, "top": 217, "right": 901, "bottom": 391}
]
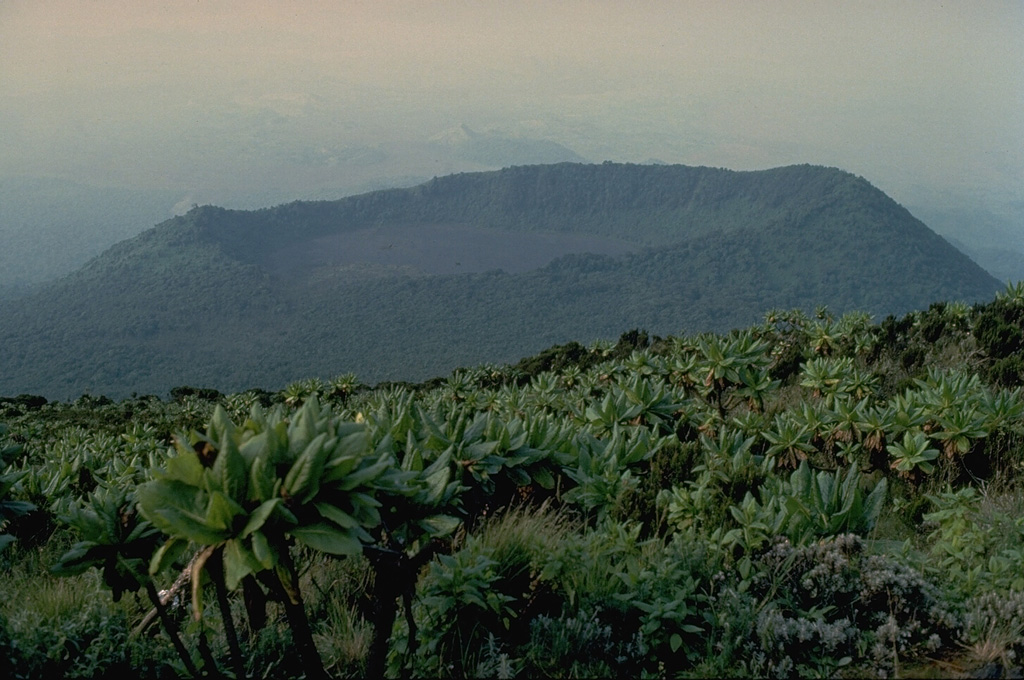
[
  {"left": 4, "top": 284, "right": 1024, "bottom": 678},
  {"left": 909, "top": 203, "right": 1024, "bottom": 284},
  {"left": 0, "top": 127, "right": 589, "bottom": 293},
  {"left": 0, "top": 163, "right": 1002, "bottom": 400}
]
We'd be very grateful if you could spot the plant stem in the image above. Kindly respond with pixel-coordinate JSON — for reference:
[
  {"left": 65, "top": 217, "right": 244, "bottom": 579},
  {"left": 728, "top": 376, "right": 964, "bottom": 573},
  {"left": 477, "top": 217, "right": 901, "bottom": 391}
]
[
  {"left": 365, "top": 552, "right": 401, "bottom": 679},
  {"left": 209, "top": 549, "right": 247, "bottom": 680},
  {"left": 197, "top": 621, "right": 221, "bottom": 676},
  {"left": 364, "top": 540, "right": 443, "bottom": 677},
  {"left": 144, "top": 580, "right": 201, "bottom": 678},
  {"left": 257, "top": 565, "right": 328, "bottom": 680}
]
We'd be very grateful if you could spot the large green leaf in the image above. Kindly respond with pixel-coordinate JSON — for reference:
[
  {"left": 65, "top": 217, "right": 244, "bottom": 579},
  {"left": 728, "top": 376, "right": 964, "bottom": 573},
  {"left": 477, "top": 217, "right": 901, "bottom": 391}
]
[
  {"left": 507, "top": 467, "right": 531, "bottom": 486},
  {"left": 249, "top": 452, "right": 277, "bottom": 503},
  {"left": 265, "top": 421, "right": 290, "bottom": 462},
  {"left": 161, "top": 449, "right": 205, "bottom": 486},
  {"left": 347, "top": 492, "right": 382, "bottom": 526},
  {"left": 324, "top": 452, "right": 364, "bottom": 482},
  {"left": 239, "top": 430, "right": 269, "bottom": 465},
  {"left": 208, "top": 406, "right": 236, "bottom": 452},
  {"left": 211, "top": 430, "right": 247, "bottom": 500},
  {"left": 241, "top": 498, "right": 283, "bottom": 537},
  {"left": 223, "top": 538, "right": 263, "bottom": 590},
  {"left": 151, "top": 507, "right": 228, "bottom": 545},
  {"left": 251, "top": 530, "right": 277, "bottom": 569},
  {"left": 465, "top": 440, "right": 501, "bottom": 460},
  {"left": 400, "top": 443, "right": 424, "bottom": 473},
  {"left": 313, "top": 502, "right": 358, "bottom": 529},
  {"left": 336, "top": 457, "right": 390, "bottom": 491},
  {"left": 835, "top": 467, "right": 859, "bottom": 524},
  {"left": 149, "top": 537, "right": 189, "bottom": 576},
  {"left": 314, "top": 504, "right": 374, "bottom": 543},
  {"left": 861, "top": 478, "right": 888, "bottom": 532},
  {"left": 283, "top": 432, "right": 330, "bottom": 504},
  {"left": 205, "top": 491, "right": 244, "bottom": 532},
  {"left": 288, "top": 400, "right": 323, "bottom": 458},
  {"left": 531, "top": 466, "right": 556, "bottom": 490},
  {"left": 327, "top": 427, "right": 369, "bottom": 466},
  {"left": 50, "top": 542, "right": 103, "bottom": 576},
  {"left": 137, "top": 480, "right": 228, "bottom": 545},
  {"left": 421, "top": 456, "right": 452, "bottom": 505},
  {"left": 0, "top": 470, "right": 26, "bottom": 496},
  {"left": 0, "top": 498, "right": 34, "bottom": 521},
  {"left": 417, "top": 514, "right": 461, "bottom": 537},
  {"left": 290, "top": 522, "right": 363, "bottom": 556}
]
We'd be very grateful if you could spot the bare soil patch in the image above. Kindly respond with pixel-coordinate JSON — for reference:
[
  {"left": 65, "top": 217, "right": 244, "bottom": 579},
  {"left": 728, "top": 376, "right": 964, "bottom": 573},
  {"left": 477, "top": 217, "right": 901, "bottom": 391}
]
[{"left": 269, "top": 223, "right": 637, "bottom": 277}]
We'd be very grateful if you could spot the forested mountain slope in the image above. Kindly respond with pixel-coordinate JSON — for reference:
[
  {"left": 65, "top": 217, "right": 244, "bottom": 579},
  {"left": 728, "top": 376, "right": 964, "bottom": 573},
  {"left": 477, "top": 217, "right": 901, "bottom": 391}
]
[{"left": 0, "top": 163, "right": 1001, "bottom": 400}]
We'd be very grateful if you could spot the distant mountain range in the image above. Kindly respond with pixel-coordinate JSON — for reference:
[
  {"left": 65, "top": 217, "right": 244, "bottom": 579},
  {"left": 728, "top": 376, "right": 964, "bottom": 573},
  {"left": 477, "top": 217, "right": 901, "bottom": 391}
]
[
  {"left": 0, "top": 125, "right": 587, "bottom": 292},
  {"left": 0, "top": 163, "right": 1002, "bottom": 400},
  {"left": 427, "top": 124, "right": 587, "bottom": 167},
  {"left": 907, "top": 204, "right": 1024, "bottom": 284}
]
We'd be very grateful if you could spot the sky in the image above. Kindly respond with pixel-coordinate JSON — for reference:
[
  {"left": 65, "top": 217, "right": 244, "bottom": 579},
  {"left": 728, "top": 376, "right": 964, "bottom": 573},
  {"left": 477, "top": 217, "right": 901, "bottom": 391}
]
[{"left": 2, "top": 0, "right": 1022, "bottom": 212}]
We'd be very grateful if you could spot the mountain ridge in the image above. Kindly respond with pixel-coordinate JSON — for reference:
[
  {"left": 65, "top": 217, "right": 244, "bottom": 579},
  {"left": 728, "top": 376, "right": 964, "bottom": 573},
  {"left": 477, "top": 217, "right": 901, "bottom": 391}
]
[
  {"left": 0, "top": 163, "right": 1002, "bottom": 400},
  {"left": 112, "top": 163, "right": 899, "bottom": 272}
]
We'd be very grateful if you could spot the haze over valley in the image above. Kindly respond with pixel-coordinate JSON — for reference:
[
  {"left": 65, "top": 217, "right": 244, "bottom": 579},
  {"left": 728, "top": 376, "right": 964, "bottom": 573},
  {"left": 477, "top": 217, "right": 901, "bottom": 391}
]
[
  {"left": 1, "top": 2, "right": 1022, "bottom": 399},
  {"left": 2, "top": 1, "right": 1022, "bottom": 293}
]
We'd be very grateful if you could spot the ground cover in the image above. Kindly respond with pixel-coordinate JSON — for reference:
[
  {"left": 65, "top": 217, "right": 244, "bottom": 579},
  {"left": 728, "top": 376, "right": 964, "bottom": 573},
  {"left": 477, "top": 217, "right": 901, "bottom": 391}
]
[{"left": 2, "top": 285, "right": 1024, "bottom": 678}]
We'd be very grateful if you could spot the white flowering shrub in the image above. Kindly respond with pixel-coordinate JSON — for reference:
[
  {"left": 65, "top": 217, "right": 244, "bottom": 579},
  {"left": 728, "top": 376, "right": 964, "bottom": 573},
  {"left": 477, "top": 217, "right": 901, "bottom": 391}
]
[{"left": 744, "top": 535, "right": 960, "bottom": 678}]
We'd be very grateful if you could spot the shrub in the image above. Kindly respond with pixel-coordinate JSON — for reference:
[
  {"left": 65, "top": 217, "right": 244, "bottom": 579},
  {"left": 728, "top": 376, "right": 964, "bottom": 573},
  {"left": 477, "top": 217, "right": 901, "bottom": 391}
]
[
  {"left": 524, "top": 609, "right": 644, "bottom": 678},
  {"left": 0, "top": 579, "right": 175, "bottom": 679},
  {"left": 744, "top": 535, "right": 959, "bottom": 678},
  {"left": 960, "top": 590, "right": 1024, "bottom": 671}
]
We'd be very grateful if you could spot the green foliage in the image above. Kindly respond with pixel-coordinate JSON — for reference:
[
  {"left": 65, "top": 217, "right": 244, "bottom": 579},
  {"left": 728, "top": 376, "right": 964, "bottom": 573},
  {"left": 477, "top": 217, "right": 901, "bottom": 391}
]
[
  {"left": 137, "top": 400, "right": 406, "bottom": 580},
  {"left": 51, "top": 486, "right": 162, "bottom": 602},
  {"left": 0, "top": 595, "right": 171, "bottom": 679},
  {"left": 0, "top": 423, "right": 34, "bottom": 553},
  {"left": 403, "top": 544, "right": 517, "bottom": 677},
  {"left": 562, "top": 428, "right": 662, "bottom": 522},
  {"left": 539, "top": 519, "right": 645, "bottom": 613},
  {"left": 887, "top": 431, "right": 941, "bottom": 477},
  {"left": 762, "top": 412, "right": 816, "bottom": 469},
  {"left": 780, "top": 461, "right": 887, "bottom": 541},
  {"left": 800, "top": 356, "right": 878, "bottom": 407},
  {"left": 523, "top": 610, "right": 636, "bottom": 678},
  {"left": 658, "top": 426, "right": 773, "bottom": 536},
  {"left": 8, "top": 284, "right": 1024, "bottom": 677},
  {"left": 922, "top": 486, "right": 1024, "bottom": 597},
  {"left": 708, "top": 461, "right": 887, "bottom": 559},
  {"left": 614, "top": 533, "right": 711, "bottom": 671}
]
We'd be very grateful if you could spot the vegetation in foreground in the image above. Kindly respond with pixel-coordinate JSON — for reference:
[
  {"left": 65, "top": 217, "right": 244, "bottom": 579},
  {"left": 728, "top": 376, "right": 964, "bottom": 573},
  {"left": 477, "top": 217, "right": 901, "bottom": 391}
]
[{"left": 3, "top": 284, "right": 1024, "bottom": 678}]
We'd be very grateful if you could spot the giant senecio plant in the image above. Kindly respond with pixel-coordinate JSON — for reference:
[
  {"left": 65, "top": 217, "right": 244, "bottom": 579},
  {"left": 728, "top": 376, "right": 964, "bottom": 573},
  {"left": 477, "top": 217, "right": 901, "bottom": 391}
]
[
  {"left": 135, "top": 398, "right": 417, "bottom": 679},
  {"left": 0, "top": 423, "right": 34, "bottom": 554}
]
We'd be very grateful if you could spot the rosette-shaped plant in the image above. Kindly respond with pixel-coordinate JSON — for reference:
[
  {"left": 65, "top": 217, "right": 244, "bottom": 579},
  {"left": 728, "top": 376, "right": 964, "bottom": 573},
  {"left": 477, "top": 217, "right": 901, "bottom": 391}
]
[
  {"left": 138, "top": 399, "right": 406, "bottom": 585},
  {"left": 136, "top": 398, "right": 412, "bottom": 678},
  {"left": 0, "top": 423, "right": 33, "bottom": 554}
]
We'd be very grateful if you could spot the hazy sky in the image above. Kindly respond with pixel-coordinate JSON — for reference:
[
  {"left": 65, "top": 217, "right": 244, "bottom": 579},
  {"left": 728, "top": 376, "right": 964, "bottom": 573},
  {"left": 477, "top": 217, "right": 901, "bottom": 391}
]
[{"left": 2, "top": 0, "right": 1022, "bottom": 209}]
